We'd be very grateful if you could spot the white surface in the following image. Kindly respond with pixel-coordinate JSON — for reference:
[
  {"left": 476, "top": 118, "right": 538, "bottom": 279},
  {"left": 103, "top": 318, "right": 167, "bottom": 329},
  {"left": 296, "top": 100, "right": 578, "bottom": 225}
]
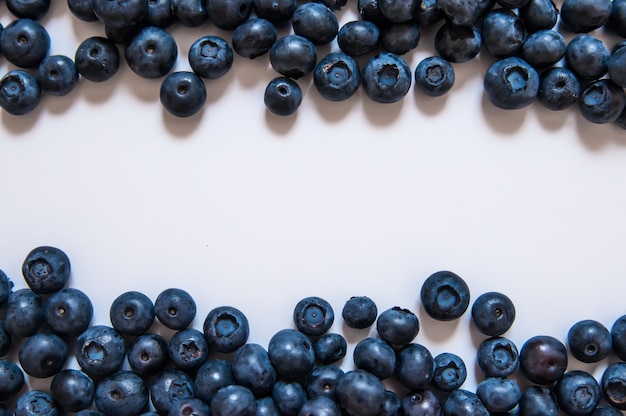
[{"left": 2, "top": 0, "right": 626, "bottom": 407}]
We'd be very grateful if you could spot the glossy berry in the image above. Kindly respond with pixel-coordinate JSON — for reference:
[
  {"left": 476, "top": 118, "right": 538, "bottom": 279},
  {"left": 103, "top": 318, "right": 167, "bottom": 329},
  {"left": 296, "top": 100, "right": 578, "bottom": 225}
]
[
  {"left": 160, "top": 71, "right": 207, "bottom": 117},
  {"left": 208, "top": 0, "right": 252, "bottom": 30},
  {"left": 579, "top": 79, "right": 626, "bottom": 124},
  {"left": 232, "top": 18, "right": 276, "bottom": 59},
  {"left": 6, "top": 0, "right": 51, "bottom": 19},
  {"left": 172, "top": 0, "right": 208, "bottom": 26},
  {"left": 267, "top": 328, "right": 315, "bottom": 379},
  {"left": 75, "top": 325, "right": 127, "bottom": 379},
  {"left": 169, "top": 328, "right": 210, "bottom": 372},
  {"left": 305, "top": 365, "right": 344, "bottom": 400},
  {"left": 434, "top": 23, "right": 481, "bottom": 63},
  {"left": 127, "top": 333, "right": 170, "bottom": 377},
  {"left": 567, "top": 319, "right": 612, "bottom": 363},
  {"left": 520, "top": 29, "right": 566, "bottom": 69},
  {"left": 611, "top": 314, "right": 626, "bottom": 360},
  {"left": 609, "top": 42, "right": 626, "bottom": 88},
  {"left": 353, "top": 337, "right": 396, "bottom": 379},
  {"left": 252, "top": 0, "right": 296, "bottom": 25},
  {"left": 271, "top": 380, "right": 307, "bottom": 416},
  {"left": 3, "top": 287, "right": 44, "bottom": 337},
  {"left": 203, "top": 305, "right": 249, "bottom": 353},
  {"left": 211, "top": 385, "right": 256, "bottom": 416},
  {"left": 269, "top": 35, "right": 317, "bottom": 79},
  {"left": 337, "top": 20, "right": 380, "bottom": 56},
  {"left": 188, "top": 36, "right": 233, "bottom": 80},
  {"left": 37, "top": 55, "right": 79, "bottom": 96},
  {"left": 109, "top": 290, "right": 155, "bottom": 336},
  {"left": 299, "top": 396, "right": 341, "bottom": 416},
  {"left": 555, "top": 370, "right": 601, "bottom": 416},
  {"left": 442, "top": 389, "right": 489, "bottom": 416},
  {"left": 50, "top": 369, "right": 96, "bottom": 413},
  {"left": 15, "top": 390, "right": 58, "bottom": 416},
  {"left": 19, "top": 332, "right": 68, "bottom": 378},
  {"left": 293, "top": 296, "right": 335, "bottom": 336},
  {"left": 380, "top": 21, "right": 420, "bottom": 55},
  {"left": 0, "top": 70, "right": 42, "bottom": 116},
  {"left": 471, "top": 291, "right": 515, "bottom": 336},
  {"left": 476, "top": 377, "right": 521, "bottom": 413},
  {"left": 420, "top": 270, "right": 469, "bottom": 320},
  {"left": 291, "top": 2, "right": 338, "bottom": 45},
  {"left": 231, "top": 343, "right": 276, "bottom": 397},
  {"left": 483, "top": 57, "right": 539, "bottom": 110},
  {"left": 124, "top": 26, "right": 178, "bottom": 78},
  {"left": 75, "top": 36, "right": 121, "bottom": 82},
  {"left": 600, "top": 362, "right": 626, "bottom": 410},
  {"left": 401, "top": 389, "right": 441, "bottom": 416},
  {"left": 361, "top": 52, "right": 412, "bottom": 104},
  {"left": 565, "top": 35, "right": 609, "bottom": 81},
  {"left": 314, "top": 332, "right": 347, "bottom": 364},
  {"left": 476, "top": 336, "right": 519, "bottom": 378},
  {"left": 432, "top": 352, "right": 467, "bottom": 391},
  {"left": 376, "top": 306, "right": 419, "bottom": 346},
  {"left": 194, "top": 359, "right": 234, "bottom": 405},
  {"left": 336, "top": 369, "right": 386, "bottom": 416},
  {"left": 537, "top": 67, "right": 580, "bottom": 111},
  {"left": 0, "top": 18, "right": 50, "bottom": 68},
  {"left": 264, "top": 77, "right": 302, "bottom": 116},
  {"left": 481, "top": 8, "right": 525, "bottom": 58},
  {"left": 95, "top": 370, "right": 149, "bottom": 416},
  {"left": 154, "top": 288, "right": 196, "bottom": 330},
  {"left": 519, "top": 335, "right": 568, "bottom": 385},
  {"left": 21, "top": 246, "right": 70, "bottom": 293},
  {"left": 255, "top": 397, "right": 280, "bottom": 416},
  {"left": 0, "top": 359, "right": 25, "bottom": 401},
  {"left": 518, "top": 385, "right": 559, "bottom": 416},
  {"left": 342, "top": 295, "right": 377, "bottom": 329},
  {"left": 414, "top": 56, "right": 455, "bottom": 97},
  {"left": 519, "top": 0, "right": 558, "bottom": 32},
  {"left": 44, "top": 288, "right": 93, "bottom": 337},
  {"left": 150, "top": 368, "right": 195, "bottom": 414},
  {"left": 313, "top": 52, "right": 361, "bottom": 102},
  {"left": 395, "top": 343, "right": 434, "bottom": 390},
  {"left": 561, "top": 0, "right": 612, "bottom": 33}
]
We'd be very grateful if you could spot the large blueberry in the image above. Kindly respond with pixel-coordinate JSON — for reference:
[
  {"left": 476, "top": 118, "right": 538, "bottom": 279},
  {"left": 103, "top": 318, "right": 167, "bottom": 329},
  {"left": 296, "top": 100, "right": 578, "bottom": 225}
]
[
  {"left": 0, "top": 18, "right": 50, "bottom": 68},
  {"left": 313, "top": 52, "right": 361, "bottom": 102},
  {"left": 555, "top": 370, "right": 601, "bottom": 416},
  {"left": 483, "top": 57, "right": 539, "bottom": 110},
  {"left": 336, "top": 369, "right": 386, "bottom": 416},
  {"left": 0, "top": 70, "right": 42, "bottom": 116},
  {"left": 520, "top": 29, "right": 566, "bottom": 69},
  {"left": 420, "top": 270, "right": 469, "bottom": 320},
  {"left": 15, "top": 390, "right": 58, "bottom": 416},
  {"left": 95, "top": 371, "right": 149, "bottom": 416},
  {"left": 154, "top": 287, "right": 196, "bottom": 330},
  {"left": 401, "top": 389, "right": 440, "bottom": 416},
  {"left": 431, "top": 352, "right": 467, "bottom": 391},
  {"left": 21, "top": 246, "right": 70, "bottom": 294},
  {"left": 188, "top": 35, "right": 233, "bottom": 80},
  {"left": 269, "top": 35, "right": 317, "bottom": 79},
  {"left": 144, "top": 0, "right": 175, "bottom": 27},
  {"left": 481, "top": 8, "right": 525, "bottom": 58},
  {"left": 519, "top": 0, "right": 558, "bottom": 32},
  {"left": 232, "top": 18, "right": 276, "bottom": 59},
  {"left": 314, "top": 332, "right": 347, "bottom": 364},
  {"left": 476, "top": 377, "right": 521, "bottom": 413},
  {"left": 337, "top": 20, "right": 379, "bottom": 56},
  {"left": 471, "top": 291, "right": 515, "bottom": 336},
  {"left": 6, "top": 0, "right": 51, "bottom": 19},
  {"left": 519, "top": 335, "right": 568, "bottom": 385},
  {"left": 437, "top": 0, "right": 480, "bottom": 25},
  {"left": 124, "top": 26, "right": 177, "bottom": 78},
  {"left": 150, "top": 368, "right": 195, "bottom": 414},
  {"left": 37, "top": 54, "right": 79, "bottom": 96},
  {"left": 264, "top": 76, "right": 302, "bottom": 116},
  {"left": 109, "top": 290, "right": 155, "bottom": 336},
  {"left": 414, "top": 56, "right": 455, "bottom": 97},
  {"left": 231, "top": 343, "right": 276, "bottom": 397},
  {"left": 203, "top": 305, "right": 249, "bottom": 353},
  {"left": 211, "top": 385, "right": 256, "bottom": 416},
  {"left": 378, "top": 0, "right": 419, "bottom": 22},
  {"left": 561, "top": 0, "right": 612, "bottom": 33},
  {"left": 160, "top": 71, "right": 207, "bottom": 117},
  {"left": 361, "top": 52, "right": 411, "bottom": 103},
  {"left": 194, "top": 359, "right": 234, "bottom": 404},
  {"left": 394, "top": 343, "right": 434, "bottom": 390},
  {"left": 376, "top": 306, "right": 419, "bottom": 346},
  {"left": 567, "top": 319, "right": 612, "bottom": 363},
  {"left": 380, "top": 21, "right": 420, "bottom": 55},
  {"left": 19, "top": 332, "right": 68, "bottom": 378},
  {"left": 610, "top": 0, "right": 626, "bottom": 37},
  {"left": 305, "top": 365, "right": 344, "bottom": 400},
  {"left": 75, "top": 36, "right": 120, "bottom": 82},
  {"left": 537, "top": 67, "right": 580, "bottom": 111},
  {"left": 299, "top": 396, "right": 341, "bottom": 416},
  {"left": 0, "top": 359, "right": 25, "bottom": 401},
  {"left": 172, "top": 0, "right": 208, "bottom": 26},
  {"left": 169, "top": 328, "right": 210, "bottom": 372},
  {"left": 600, "top": 362, "right": 626, "bottom": 410},
  {"left": 353, "top": 337, "right": 396, "bottom": 379},
  {"left": 44, "top": 288, "right": 93, "bottom": 337},
  {"left": 518, "top": 385, "right": 559, "bottom": 416},
  {"left": 4, "top": 287, "right": 44, "bottom": 337},
  {"left": 342, "top": 295, "right": 377, "bottom": 329},
  {"left": 92, "top": 0, "right": 147, "bottom": 28},
  {"left": 565, "top": 34, "right": 609, "bottom": 80},
  {"left": 267, "top": 328, "right": 315, "bottom": 379},
  {"left": 207, "top": 0, "right": 252, "bottom": 30},
  {"left": 75, "top": 325, "right": 126, "bottom": 379},
  {"left": 272, "top": 380, "right": 307, "bottom": 416},
  {"left": 252, "top": 0, "right": 296, "bottom": 25},
  {"left": 579, "top": 79, "right": 626, "bottom": 124},
  {"left": 50, "top": 369, "right": 96, "bottom": 413},
  {"left": 291, "top": 2, "right": 338, "bottom": 45},
  {"left": 608, "top": 43, "right": 626, "bottom": 88},
  {"left": 293, "top": 296, "right": 335, "bottom": 336},
  {"left": 127, "top": 333, "right": 170, "bottom": 377},
  {"left": 476, "top": 336, "right": 519, "bottom": 378},
  {"left": 433, "top": 23, "right": 481, "bottom": 63},
  {"left": 611, "top": 314, "right": 626, "bottom": 360},
  {"left": 442, "top": 389, "right": 489, "bottom": 416}
]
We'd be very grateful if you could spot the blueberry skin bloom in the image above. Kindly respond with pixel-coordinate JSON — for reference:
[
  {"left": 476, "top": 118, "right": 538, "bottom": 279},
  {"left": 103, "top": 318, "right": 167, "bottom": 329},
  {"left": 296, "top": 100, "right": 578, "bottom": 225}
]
[
  {"left": 75, "top": 36, "right": 120, "bottom": 82},
  {"left": 483, "top": 57, "right": 539, "bottom": 110},
  {"left": 313, "top": 52, "right": 360, "bottom": 102},
  {"left": 172, "top": 0, "right": 208, "bottom": 27},
  {"left": 611, "top": 314, "right": 626, "bottom": 360},
  {"left": 50, "top": 369, "right": 95, "bottom": 413},
  {"left": 0, "top": 359, "right": 25, "bottom": 401},
  {"left": 293, "top": 296, "right": 335, "bottom": 336},
  {"left": 19, "top": 332, "right": 68, "bottom": 378},
  {"left": 379, "top": 0, "right": 419, "bottom": 22},
  {"left": 314, "top": 332, "right": 347, "bottom": 364},
  {"left": 110, "top": 290, "right": 155, "bottom": 336},
  {"left": 44, "top": 288, "right": 93, "bottom": 337},
  {"left": 252, "top": 0, "right": 297, "bottom": 25},
  {"left": 414, "top": 56, "right": 455, "bottom": 97},
  {"left": 561, "top": 0, "right": 612, "bottom": 33},
  {"left": 520, "top": 29, "right": 566, "bottom": 69},
  {"left": 476, "top": 377, "right": 521, "bottom": 413},
  {"left": 188, "top": 36, "right": 233, "bottom": 79},
  {"left": 442, "top": 389, "right": 489, "bottom": 416},
  {"left": 169, "top": 328, "right": 210, "bottom": 372},
  {"left": 395, "top": 343, "right": 434, "bottom": 390},
  {"left": 127, "top": 333, "right": 170, "bottom": 377},
  {"left": 211, "top": 385, "right": 256, "bottom": 416},
  {"left": 93, "top": 0, "right": 147, "bottom": 28},
  {"left": 37, "top": 55, "right": 79, "bottom": 96},
  {"left": 75, "top": 325, "right": 126, "bottom": 379},
  {"left": 431, "top": 352, "right": 466, "bottom": 391},
  {"left": 476, "top": 336, "right": 519, "bottom": 378},
  {"left": 337, "top": 20, "right": 380, "bottom": 57},
  {"left": 21, "top": 246, "right": 70, "bottom": 294},
  {"left": 434, "top": 23, "right": 481, "bottom": 63},
  {"left": 203, "top": 305, "right": 250, "bottom": 353},
  {"left": 519, "top": 0, "right": 558, "bottom": 33},
  {"left": 231, "top": 343, "right": 276, "bottom": 397},
  {"left": 565, "top": 35, "right": 609, "bottom": 81},
  {"left": 519, "top": 335, "right": 568, "bottom": 385},
  {"left": 267, "top": 328, "right": 315, "bottom": 379},
  {"left": 168, "top": 397, "right": 211, "bottom": 416},
  {"left": 232, "top": 18, "right": 277, "bottom": 59},
  {"left": 601, "top": 362, "right": 626, "bottom": 410},
  {"left": 567, "top": 319, "right": 612, "bottom": 363},
  {"left": 194, "top": 359, "right": 234, "bottom": 404},
  {"left": 299, "top": 396, "right": 342, "bottom": 416},
  {"left": 420, "top": 270, "right": 469, "bottom": 320},
  {"left": 4, "top": 288, "right": 44, "bottom": 337},
  {"left": 15, "top": 390, "right": 58, "bottom": 416},
  {"left": 471, "top": 291, "right": 515, "bottom": 336},
  {"left": 95, "top": 371, "right": 149, "bottom": 416},
  {"left": 269, "top": 35, "right": 317, "bottom": 79},
  {"left": 361, "top": 52, "right": 411, "bottom": 103},
  {"left": 0, "top": 70, "right": 41, "bottom": 116},
  {"left": 291, "top": 2, "right": 338, "bottom": 45},
  {"left": 255, "top": 396, "right": 280, "bottom": 416},
  {"left": 6, "top": 0, "right": 51, "bottom": 20},
  {"left": 124, "top": 26, "right": 177, "bottom": 78},
  {"left": 401, "top": 389, "right": 441, "bottom": 416},
  {"left": 150, "top": 368, "right": 195, "bottom": 414},
  {"left": 481, "top": 8, "right": 525, "bottom": 58},
  {"left": 555, "top": 370, "right": 601, "bottom": 416},
  {"left": 579, "top": 79, "right": 626, "bottom": 124},
  {"left": 305, "top": 364, "right": 344, "bottom": 400},
  {"left": 342, "top": 295, "right": 377, "bottom": 329},
  {"left": 208, "top": 0, "right": 253, "bottom": 30},
  {"left": 353, "top": 337, "right": 396, "bottom": 380},
  {"left": 376, "top": 306, "right": 419, "bottom": 346},
  {"left": 437, "top": 0, "right": 479, "bottom": 25},
  {"left": 160, "top": 71, "right": 207, "bottom": 117},
  {"left": 517, "top": 385, "right": 559, "bottom": 416},
  {"left": 0, "top": 18, "right": 50, "bottom": 68},
  {"left": 609, "top": 44, "right": 626, "bottom": 88},
  {"left": 336, "top": 369, "right": 386, "bottom": 416},
  {"left": 538, "top": 67, "right": 580, "bottom": 111},
  {"left": 272, "top": 380, "right": 307, "bottom": 415},
  {"left": 264, "top": 77, "right": 302, "bottom": 116},
  {"left": 380, "top": 21, "right": 421, "bottom": 55},
  {"left": 611, "top": 0, "right": 626, "bottom": 37},
  {"left": 154, "top": 288, "right": 196, "bottom": 330}
]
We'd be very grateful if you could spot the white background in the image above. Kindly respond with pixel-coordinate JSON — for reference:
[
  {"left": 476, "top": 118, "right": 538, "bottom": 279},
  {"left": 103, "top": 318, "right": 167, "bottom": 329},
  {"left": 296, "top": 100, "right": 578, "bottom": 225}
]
[{"left": 2, "top": 0, "right": 626, "bottom": 411}]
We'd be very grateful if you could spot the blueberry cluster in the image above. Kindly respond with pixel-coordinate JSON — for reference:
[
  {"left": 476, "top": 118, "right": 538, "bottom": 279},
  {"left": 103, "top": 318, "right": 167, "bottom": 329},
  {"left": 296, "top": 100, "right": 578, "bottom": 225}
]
[
  {"left": 0, "top": 0, "right": 626, "bottom": 123},
  {"left": 2, "top": 247, "right": 626, "bottom": 415}
]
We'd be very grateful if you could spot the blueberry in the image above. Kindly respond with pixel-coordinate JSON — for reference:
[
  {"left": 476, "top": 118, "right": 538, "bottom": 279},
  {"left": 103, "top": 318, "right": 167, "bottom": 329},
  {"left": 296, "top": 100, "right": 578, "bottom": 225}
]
[
  {"left": 378, "top": 0, "right": 419, "bottom": 22},
  {"left": 203, "top": 305, "right": 249, "bottom": 353},
  {"left": 252, "top": 0, "right": 296, "bottom": 25},
  {"left": 414, "top": 56, "right": 455, "bottom": 97},
  {"left": 211, "top": 385, "right": 256, "bottom": 416},
  {"left": 269, "top": 35, "right": 317, "bottom": 79},
  {"left": 471, "top": 291, "right": 515, "bottom": 336},
  {"left": 381, "top": 390, "right": 402, "bottom": 416},
  {"left": 476, "top": 336, "right": 519, "bottom": 378},
  {"left": 336, "top": 369, "right": 386, "bottom": 416},
  {"left": 305, "top": 365, "right": 344, "bottom": 400},
  {"left": 0, "top": 321, "right": 11, "bottom": 357},
  {"left": 169, "top": 328, "right": 210, "bottom": 372},
  {"left": 520, "top": 29, "right": 566, "bottom": 69},
  {"left": 15, "top": 390, "right": 58, "bottom": 416},
  {"left": 610, "top": 0, "right": 626, "bottom": 37},
  {"left": 6, "top": 0, "right": 50, "bottom": 19},
  {"left": 272, "top": 380, "right": 307, "bottom": 416},
  {"left": 255, "top": 397, "right": 280, "bottom": 416},
  {"left": 313, "top": 52, "right": 361, "bottom": 102},
  {"left": 497, "top": 0, "right": 529, "bottom": 7},
  {"left": 67, "top": 0, "right": 98, "bottom": 21},
  {"left": 400, "top": 389, "right": 441, "bottom": 416},
  {"left": 555, "top": 370, "right": 601, "bottom": 416},
  {"left": 75, "top": 325, "right": 127, "bottom": 379},
  {"left": 232, "top": 18, "right": 276, "bottom": 59},
  {"left": 44, "top": 288, "right": 94, "bottom": 337},
  {"left": 353, "top": 337, "right": 396, "bottom": 379},
  {"left": 264, "top": 77, "right": 302, "bottom": 116},
  {"left": 0, "top": 404, "right": 11, "bottom": 416},
  {"left": 92, "top": 0, "right": 147, "bottom": 29},
  {"left": 37, "top": 54, "right": 79, "bottom": 96},
  {"left": 293, "top": 296, "right": 335, "bottom": 337},
  {"left": 50, "top": 369, "right": 96, "bottom": 412},
  {"left": 518, "top": 0, "right": 558, "bottom": 32},
  {"left": 154, "top": 288, "right": 197, "bottom": 330},
  {"left": 231, "top": 343, "right": 276, "bottom": 397},
  {"left": 150, "top": 368, "right": 195, "bottom": 414},
  {"left": 579, "top": 79, "right": 626, "bottom": 124},
  {"left": 380, "top": 21, "right": 420, "bottom": 55},
  {"left": 608, "top": 44, "right": 626, "bottom": 88},
  {"left": 298, "top": 396, "right": 342, "bottom": 416},
  {"left": 124, "top": 26, "right": 178, "bottom": 78},
  {"left": 21, "top": 246, "right": 69, "bottom": 293},
  {"left": 517, "top": 385, "right": 559, "bottom": 416},
  {"left": 0, "top": 270, "right": 13, "bottom": 307},
  {"left": 194, "top": 359, "right": 234, "bottom": 404},
  {"left": 342, "top": 296, "right": 377, "bottom": 329},
  {"left": 172, "top": 0, "right": 208, "bottom": 26},
  {"left": 415, "top": 0, "right": 443, "bottom": 26},
  {"left": 600, "top": 362, "right": 626, "bottom": 410},
  {"left": 19, "top": 332, "right": 68, "bottom": 378},
  {"left": 127, "top": 333, "right": 170, "bottom": 377},
  {"left": 420, "top": 270, "right": 469, "bottom": 320},
  {"left": 476, "top": 377, "right": 521, "bottom": 413},
  {"left": 207, "top": 0, "right": 252, "bottom": 30},
  {"left": 168, "top": 397, "right": 211, "bottom": 416},
  {"left": 110, "top": 290, "right": 155, "bottom": 336},
  {"left": 4, "top": 288, "right": 44, "bottom": 337},
  {"left": 567, "top": 319, "right": 612, "bottom": 363},
  {"left": 592, "top": 406, "right": 624, "bottom": 416},
  {"left": 433, "top": 23, "right": 481, "bottom": 63},
  {"left": 519, "top": 335, "right": 568, "bottom": 385},
  {"left": 0, "top": 18, "right": 50, "bottom": 68},
  {"left": 565, "top": 35, "right": 609, "bottom": 81},
  {"left": 442, "top": 389, "right": 489, "bottom": 416},
  {"left": 314, "top": 332, "right": 347, "bottom": 364},
  {"left": 537, "top": 67, "right": 580, "bottom": 111},
  {"left": 75, "top": 36, "right": 121, "bottom": 82},
  {"left": 0, "top": 70, "right": 42, "bottom": 116},
  {"left": 376, "top": 306, "right": 419, "bottom": 346},
  {"left": 104, "top": 23, "right": 141, "bottom": 45},
  {"left": 188, "top": 36, "right": 233, "bottom": 80},
  {"left": 431, "top": 352, "right": 467, "bottom": 391},
  {"left": 0, "top": 359, "right": 25, "bottom": 401},
  {"left": 361, "top": 52, "right": 412, "bottom": 103},
  {"left": 561, "top": 0, "right": 612, "bottom": 33},
  {"left": 160, "top": 71, "right": 207, "bottom": 117},
  {"left": 611, "top": 314, "right": 626, "bottom": 360},
  {"left": 337, "top": 21, "right": 379, "bottom": 56},
  {"left": 437, "top": 0, "right": 479, "bottom": 25},
  {"left": 95, "top": 370, "right": 149, "bottom": 416},
  {"left": 481, "top": 8, "right": 525, "bottom": 58},
  {"left": 291, "top": 2, "right": 338, "bottom": 45},
  {"left": 144, "top": 0, "right": 176, "bottom": 27},
  {"left": 483, "top": 57, "right": 539, "bottom": 110},
  {"left": 394, "top": 343, "right": 434, "bottom": 390},
  {"left": 268, "top": 328, "right": 315, "bottom": 379},
  {"left": 358, "top": 0, "right": 386, "bottom": 24}
]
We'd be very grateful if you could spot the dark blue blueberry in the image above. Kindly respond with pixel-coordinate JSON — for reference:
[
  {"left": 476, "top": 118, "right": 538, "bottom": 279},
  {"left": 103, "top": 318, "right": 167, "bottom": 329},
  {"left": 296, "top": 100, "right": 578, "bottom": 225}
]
[
  {"left": 314, "top": 332, "right": 347, "bottom": 364},
  {"left": 0, "top": 404, "right": 11, "bottom": 416},
  {"left": 305, "top": 364, "right": 344, "bottom": 400},
  {"left": 269, "top": 35, "right": 317, "bottom": 79},
  {"left": 150, "top": 368, "right": 195, "bottom": 414},
  {"left": 272, "top": 380, "right": 306, "bottom": 416},
  {"left": 313, "top": 52, "right": 361, "bottom": 102},
  {"left": 50, "top": 369, "right": 95, "bottom": 412},
  {"left": 0, "top": 70, "right": 41, "bottom": 116},
  {"left": 4, "top": 288, "right": 44, "bottom": 337},
  {"left": 293, "top": 296, "right": 335, "bottom": 337},
  {"left": 481, "top": 8, "right": 525, "bottom": 58},
  {"left": 298, "top": 396, "right": 341, "bottom": 416},
  {"left": 497, "top": 0, "right": 529, "bottom": 7},
  {"left": 92, "top": 0, "right": 147, "bottom": 29},
  {"left": 608, "top": 44, "right": 626, "bottom": 88},
  {"left": 471, "top": 291, "right": 515, "bottom": 336},
  {"left": 188, "top": 36, "right": 233, "bottom": 80},
  {"left": 256, "top": 397, "right": 280, "bottom": 416},
  {"left": 437, "top": 0, "right": 480, "bottom": 26},
  {"left": 376, "top": 306, "right": 419, "bottom": 346},
  {"left": 361, "top": 52, "right": 411, "bottom": 103},
  {"left": 110, "top": 290, "right": 155, "bottom": 336},
  {"left": 611, "top": 314, "right": 626, "bottom": 360},
  {"left": 433, "top": 23, "right": 481, "bottom": 63},
  {"left": 555, "top": 370, "right": 601, "bottom": 416},
  {"left": 127, "top": 333, "right": 170, "bottom": 377},
  {"left": 168, "top": 397, "right": 211, "bottom": 416},
  {"left": 67, "top": 0, "right": 98, "bottom": 21},
  {"left": 379, "top": 0, "right": 419, "bottom": 22},
  {"left": 414, "top": 56, "right": 455, "bottom": 97},
  {"left": 353, "top": 337, "right": 396, "bottom": 380},
  {"left": 400, "top": 389, "right": 441, "bottom": 416},
  {"left": 155, "top": 288, "right": 196, "bottom": 330},
  {"left": 336, "top": 369, "right": 386, "bottom": 416},
  {"left": 124, "top": 26, "right": 178, "bottom": 78},
  {"left": 203, "top": 305, "right": 249, "bottom": 353},
  {"left": 476, "top": 336, "right": 519, "bottom": 378},
  {"left": 380, "top": 21, "right": 420, "bottom": 55},
  {"left": 518, "top": 386, "right": 559, "bottom": 416},
  {"left": 379, "top": 390, "right": 401, "bottom": 416},
  {"left": 337, "top": 21, "right": 379, "bottom": 56},
  {"left": 6, "top": 0, "right": 50, "bottom": 19},
  {"left": 565, "top": 34, "right": 609, "bottom": 81},
  {"left": 160, "top": 71, "right": 207, "bottom": 117},
  {"left": 592, "top": 406, "right": 624, "bottom": 416},
  {"left": 231, "top": 343, "right": 276, "bottom": 397},
  {"left": 520, "top": 29, "right": 566, "bottom": 69},
  {"left": 75, "top": 325, "right": 127, "bottom": 379},
  {"left": 341, "top": 296, "right": 377, "bottom": 329},
  {"left": 0, "top": 359, "right": 25, "bottom": 401},
  {"left": 477, "top": 0, "right": 495, "bottom": 15},
  {"left": 610, "top": 0, "right": 626, "bottom": 37},
  {"left": 431, "top": 352, "right": 466, "bottom": 391},
  {"left": 37, "top": 54, "right": 79, "bottom": 96},
  {"left": 18, "top": 332, "right": 68, "bottom": 378},
  {"left": 143, "top": 0, "right": 175, "bottom": 27},
  {"left": 519, "top": 335, "right": 568, "bottom": 385},
  {"left": 232, "top": 18, "right": 276, "bottom": 59},
  {"left": 0, "top": 270, "right": 13, "bottom": 307},
  {"left": 208, "top": 0, "right": 253, "bottom": 30},
  {"left": 0, "top": 18, "right": 50, "bottom": 68},
  {"left": 358, "top": 0, "right": 387, "bottom": 25},
  {"left": 15, "top": 390, "right": 58, "bottom": 416},
  {"left": 476, "top": 377, "right": 521, "bottom": 413},
  {"left": 22, "top": 246, "right": 70, "bottom": 294},
  {"left": 76, "top": 411, "right": 106, "bottom": 416},
  {"left": 291, "top": 2, "right": 338, "bottom": 45},
  {"left": 415, "top": 0, "right": 443, "bottom": 26},
  {"left": 483, "top": 57, "right": 539, "bottom": 110},
  {"left": 252, "top": 0, "right": 297, "bottom": 25},
  {"left": 95, "top": 370, "right": 149, "bottom": 416},
  {"left": 420, "top": 270, "right": 469, "bottom": 320},
  {"left": 561, "top": 0, "right": 612, "bottom": 33},
  {"left": 264, "top": 77, "right": 302, "bottom": 116},
  {"left": 615, "top": 105, "right": 626, "bottom": 129},
  {"left": 104, "top": 23, "right": 141, "bottom": 44},
  {"left": 75, "top": 36, "right": 121, "bottom": 82},
  {"left": 169, "top": 328, "right": 210, "bottom": 372},
  {"left": 394, "top": 343, "right": 434, "bottom": 390},
  {"left": 0, "top": 321, "right": 11, "bottom": 357},
  {"left": 442, "top": 389, "right": 489, "bottom": 416},
  {"left": 519, "top": 0, "right": 558, "bottom": 32},
  {"left": 538, "top": 67, "right": 580, "bottom": 111},
  {"left": 44, "top": 288, "right": 93, "bottom": 337},
  {"left": 567, "top": 319, "right": 612, "bottom": 363},
  {"left": 194, "top": 359, "right": 234, "bottom": 404},
  {"left": 171, "top": 0, "right": 208, "bottom": 27},
  {"left": 211, "top": 385, "right": 256, "bottom": 416},
  {"left": 320, "top": 0, "right": 346, "bottom": 10},
  {"left": 579, "top": 79, "right": 626, "bottom": 124},
  {"left": 600, "top": 362, "right": 626, "bottom": 410},
  {"left": 268, "top": 328, "right": 315, "bottom": 379}
]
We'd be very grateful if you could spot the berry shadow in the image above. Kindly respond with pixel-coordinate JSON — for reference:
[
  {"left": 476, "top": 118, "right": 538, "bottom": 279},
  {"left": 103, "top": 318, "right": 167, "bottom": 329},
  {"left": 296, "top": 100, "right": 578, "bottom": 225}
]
[
  {"left": 416, "top": 303, "right": 461, "bottom": 344},
  {"left": 1, "top": 104, "right": 44, "bottom": 135},
  {"left": 232, "top": 55, "right": 274, "bottom": 90},
  {"left": 362, "top": 97, "right": 404, "bottom": 126},
  {"left": 341, "top": 322, "right": 375, "bottom": 345},
  {"left": 265, "top": 109, "right": 299, "bottom": 136},
  {"left": 575, "top": 113, "right": 626, "bottom": 151},
  {"left": 532, "top": 103, "right": 572, "bottom": 133},
  {"left": 162, "top": 107, "right": 205, "bottom": 137},
  {"left": 480, "top": 93, "right": 527, "bottom": 135},
  {"left": 310, "top": 88, "right": 357, "bottom": 123},
  {"left": 413, "top": 91, "right": 449, "bottom": 117}
]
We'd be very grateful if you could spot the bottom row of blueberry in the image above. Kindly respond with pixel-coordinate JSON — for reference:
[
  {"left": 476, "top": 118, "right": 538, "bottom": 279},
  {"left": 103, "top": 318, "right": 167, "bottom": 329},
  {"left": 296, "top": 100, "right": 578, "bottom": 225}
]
[{"left": 1, "top": 246, "right": 626, "bottom": 415}]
